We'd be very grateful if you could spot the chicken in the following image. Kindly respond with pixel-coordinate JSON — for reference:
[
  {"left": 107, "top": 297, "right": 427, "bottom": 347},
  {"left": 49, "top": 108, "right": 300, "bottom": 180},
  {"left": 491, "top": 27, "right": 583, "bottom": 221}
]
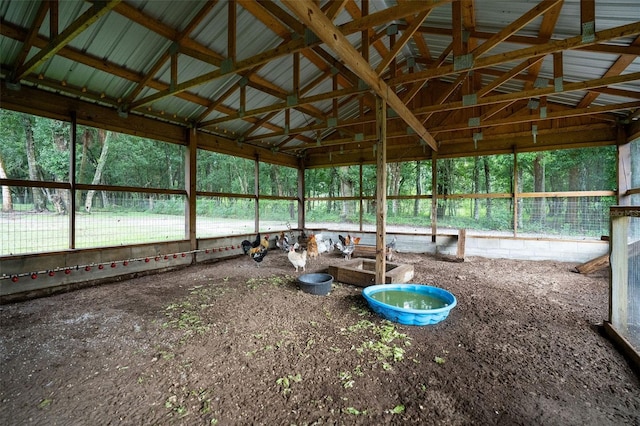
[
  {"left": 287, "top": 243, "right": 307, "bottom": 272},
  {"left": 307, "top": 234, "right": 319, "bottom": 259},
  {"left": 313, "top": 234, "right": 332, "bottom": 256},
  {"left": 386, "top": 236, "right": 397, "bottom": 250},
  {"left": 335, "top": 234, "right": 360, "bottom": 260},
  {"left": 244, "top": 234, "right": 269, "bottom": 267},
  {"left": 241, "top": 233, "right": 261, "bottom": 255},
  {"left": 275, "top": 231, "right": 291, "bottom": 252}
]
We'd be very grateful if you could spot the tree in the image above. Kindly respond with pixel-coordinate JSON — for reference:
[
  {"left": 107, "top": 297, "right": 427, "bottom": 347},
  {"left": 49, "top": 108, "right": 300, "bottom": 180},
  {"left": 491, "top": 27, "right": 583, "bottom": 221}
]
[
  {"left": 388, "top": 162, "right": 403, "bottom": 215},
  {"left": 84, "top": 129, "right": 110, "bottom": 213},
  {"left": 414, "top": 161, "right": 422, "bottom": 217},
  {"left": 337, "top": 166, "right": 355, "bottom": 220},
  {"left": 22, "top": 115, "right": 46, "bottom": 211},
  {"left": 0, "top": 154, "right": 12, "bottom": 212}
]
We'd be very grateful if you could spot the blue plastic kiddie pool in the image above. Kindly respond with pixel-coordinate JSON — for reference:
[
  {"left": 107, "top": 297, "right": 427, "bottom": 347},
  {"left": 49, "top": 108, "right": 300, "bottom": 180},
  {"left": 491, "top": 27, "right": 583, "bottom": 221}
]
[{"left": 362, "top": 284, "right": 457, "bottom": 326}]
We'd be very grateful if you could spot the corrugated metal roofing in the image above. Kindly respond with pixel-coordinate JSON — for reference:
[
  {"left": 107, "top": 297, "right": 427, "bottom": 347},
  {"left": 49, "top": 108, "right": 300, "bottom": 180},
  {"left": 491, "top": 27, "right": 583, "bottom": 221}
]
[{"left": 1, "top": 0, "right": 639, "bottom": 159}]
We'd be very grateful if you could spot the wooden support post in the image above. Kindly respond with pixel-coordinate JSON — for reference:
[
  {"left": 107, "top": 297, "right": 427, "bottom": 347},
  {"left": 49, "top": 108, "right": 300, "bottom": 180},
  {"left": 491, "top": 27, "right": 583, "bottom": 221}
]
[
  {"left": 69, "top": 111, "right": 77, "bottom": 249},
  {"left": 456, "top": 228, "right": 466, "bottom": 261},
  {"left": 431, "top": 153, "right": 437, "bottom": 243},
  {"left": 359, "top": 164, "right": 364, "bottom": 232},
  {"left": 297, "top": 159, "right": 305, "bottom": 230},
  {"left": 186, "top": 128, "right": 197, "bottom": 254},
  {"left": 513, "top": 148, "right": 519, "bottom": 237},
  {"left": 254, "top": 155, "right": 260, "bottom": 233},
  {"left": 375, "top": 96, "right": 387, "bottom": 285},
  {"left": 609, "top": 213, "right": 628, "bottom": 330},
  {"left": 618, "top": 128, "right": 631, "bottom": 206}
]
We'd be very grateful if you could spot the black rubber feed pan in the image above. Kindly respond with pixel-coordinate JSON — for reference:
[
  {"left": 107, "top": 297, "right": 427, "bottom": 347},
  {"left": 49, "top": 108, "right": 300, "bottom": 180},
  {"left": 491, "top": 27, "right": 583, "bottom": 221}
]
[{"left": 298, "top": 273, "right": 334, "bottom": 296}]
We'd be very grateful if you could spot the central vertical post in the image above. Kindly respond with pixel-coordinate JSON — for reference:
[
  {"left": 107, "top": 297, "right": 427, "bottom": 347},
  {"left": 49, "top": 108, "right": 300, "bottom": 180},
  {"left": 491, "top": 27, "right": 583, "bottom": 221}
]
[{"left": 375, "top": 96, "right": 387, "bottom": 285}]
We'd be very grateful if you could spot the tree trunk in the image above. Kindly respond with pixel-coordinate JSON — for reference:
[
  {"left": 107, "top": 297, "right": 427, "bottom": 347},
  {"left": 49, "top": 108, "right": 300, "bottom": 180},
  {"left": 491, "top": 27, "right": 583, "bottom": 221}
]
[
  {"left": 84, "top": 129, "right": 110, "bottom": 213},
  {"left": 0, "top": 154, "right": 13, "bottom": 212},
  {"left": 483, "top": 157, "right": 492, "bottom": 219},
  {"left": 473, "top": 157, "right": 480, "bottom": 220},
  {"left": 52, "top": 124, "right": 69, "bottom": 214},
  {"left": 436, "top": 159, "right": 452, "bottom": 218},
  {"left": 517, "top": 162, "right": 524, "bottom": 229},
  {"left": 414, "top": 161, "right": 421, "bottom": 217},
  {"left": 22, "top": 115, "right": 46, "bottom": 211},
  {"left": 338, "top": 166, "right": 354, "bottom": 219},
  {"left": 532, "top": 153, "right": 546, "bottom": 225},
  {"left": 388, "top": 162, "right": 403, "bottom": 215},
  {"left": 76, "top": 129, "right": 91, "bottom": 208}
]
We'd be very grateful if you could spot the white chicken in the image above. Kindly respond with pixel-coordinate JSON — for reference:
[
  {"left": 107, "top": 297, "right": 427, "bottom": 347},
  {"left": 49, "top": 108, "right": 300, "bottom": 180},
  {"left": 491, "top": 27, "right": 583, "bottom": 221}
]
[
  {"left": 314, "top": 234, "right": 332, "bottom": 256},
  {"left": 287, "top": 243, "right": 307, "bottom": 272}
]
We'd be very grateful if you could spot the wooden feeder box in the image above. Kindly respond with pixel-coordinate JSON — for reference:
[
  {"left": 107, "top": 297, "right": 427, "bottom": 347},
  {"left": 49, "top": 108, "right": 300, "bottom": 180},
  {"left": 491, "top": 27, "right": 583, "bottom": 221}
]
[
  {"left": 352, "top": 244, "right": 394, "bottom": 261},
  {"left": 328, "top": 259, "right": 414, "bottom": 287}
]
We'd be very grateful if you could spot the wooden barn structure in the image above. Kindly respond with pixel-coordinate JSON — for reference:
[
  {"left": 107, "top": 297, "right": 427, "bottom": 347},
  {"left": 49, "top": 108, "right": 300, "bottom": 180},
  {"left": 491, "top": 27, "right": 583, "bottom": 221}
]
[{"left": 1, "top": 1, "right": 640, "bottom": 363}]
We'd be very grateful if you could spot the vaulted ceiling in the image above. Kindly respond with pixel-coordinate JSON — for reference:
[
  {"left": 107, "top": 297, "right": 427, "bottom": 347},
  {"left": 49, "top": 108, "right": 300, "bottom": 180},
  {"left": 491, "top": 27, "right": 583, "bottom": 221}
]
[{"left": 1, "top": 0, "right": 639, "bottom": 168}]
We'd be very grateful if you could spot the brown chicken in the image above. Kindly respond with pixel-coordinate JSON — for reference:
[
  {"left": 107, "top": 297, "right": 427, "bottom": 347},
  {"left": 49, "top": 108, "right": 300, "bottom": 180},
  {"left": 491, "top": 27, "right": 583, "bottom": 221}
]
[{"left": 307, "top": 234, "right": 319, "bottom": 259}]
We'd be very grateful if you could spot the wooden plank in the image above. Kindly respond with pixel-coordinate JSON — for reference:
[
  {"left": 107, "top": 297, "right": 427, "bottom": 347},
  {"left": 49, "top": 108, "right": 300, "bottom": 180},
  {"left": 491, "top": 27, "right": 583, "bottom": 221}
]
[
  {"left": 328, "top": 259, "right": 414, "bottom": 287},
  {"left": 353, "top": 245, "right": 393, "bottom": 261},
  {"left": 609, "top": 215, "right": 628, "bottom": 326},
  {"left": 456, "top": 229, "right": 466, "bottom": 261},
  {"left": 573, "top": 253, "right": 609, "bottom": 274}
]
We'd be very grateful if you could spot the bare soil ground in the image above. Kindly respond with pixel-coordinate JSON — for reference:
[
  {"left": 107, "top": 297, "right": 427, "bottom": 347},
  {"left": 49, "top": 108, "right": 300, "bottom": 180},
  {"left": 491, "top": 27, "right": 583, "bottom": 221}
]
[{"left": 1, "top": 250, "right": 639, "bottom": 425}]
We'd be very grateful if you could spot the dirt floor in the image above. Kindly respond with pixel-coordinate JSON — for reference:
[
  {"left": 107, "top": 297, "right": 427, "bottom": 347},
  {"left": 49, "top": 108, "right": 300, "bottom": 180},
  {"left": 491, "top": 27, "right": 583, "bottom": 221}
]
[{"left": 1, "top": 248, "right": 639, "bottom": 425}]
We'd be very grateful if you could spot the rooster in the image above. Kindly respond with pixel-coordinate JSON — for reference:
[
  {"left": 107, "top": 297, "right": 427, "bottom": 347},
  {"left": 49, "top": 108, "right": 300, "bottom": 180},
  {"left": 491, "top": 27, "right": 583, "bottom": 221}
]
[
  {"left": 335, "top": 234, "right": 360, "bottom": 260},
  {"left": 242, "top": 234, "right": 270, "bottom": 267},
  {"left": 241, "top": 233, "right": 261, "bottom": 255},
  {"left": 287, "top": 243, "right": 307, "bottom": 272}
]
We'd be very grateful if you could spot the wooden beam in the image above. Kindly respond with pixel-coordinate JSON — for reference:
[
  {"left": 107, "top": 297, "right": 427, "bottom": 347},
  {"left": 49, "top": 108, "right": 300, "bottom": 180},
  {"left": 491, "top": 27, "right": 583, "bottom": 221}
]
[
  {"left": 412, "top": 71, "right": 640, "bottom": 117},
  {"left": 404, "top": 24, "right": 640, "bottom": 57},
  {"left": 577, "top": 35, "right": 640, "bottom": 108},
  {"left": 478, "top": 56, "right": 545, "bottom": 97},
  {"left": 339, "top": 0, "right": 452, "bottom": 34},
  {"left": 49, "top": 0, "right": 59, "bottom": 38},
  {"left": 391, "top": 21, "right": 640, "bottom": 86},
  {"left": 322, "top": 0, "right": 350, "bottom": 21},
  {"left": 375, "top": 96, "right": 387, "bottom": 285},
  {"left": 282, "top": 0, "right": 438, "bottom": 151},
  {"left": 228, "top": 0, "right": 236, "bottom": 61},
  {"left": 472, "top": 0, "right": 561, "bottom": 58},
  {"left": 430, "top": 101, "right": 640, "bottom": 134},
  {"left": 12, "top": 1, "right": 49, "bottom": 73},
  {"left": 13, "top": 0, "right": 122, "bottom": 80}
]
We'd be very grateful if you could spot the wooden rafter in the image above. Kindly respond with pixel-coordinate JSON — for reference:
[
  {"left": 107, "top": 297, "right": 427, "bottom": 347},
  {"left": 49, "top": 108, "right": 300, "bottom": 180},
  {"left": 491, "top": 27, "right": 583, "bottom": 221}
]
[
  {"left": 375, "top": 9, "right": 431, "bottom": 76},
  {"left": 576, "top": 35, "right": 640, "bottom": 108},
  {"left": 282, "top": 0, "right": 438, "bottom": 151},
  {"left": 472, "top": 0, "right": 562, "bottom": 59},
  {"left": 12, "top": 1, "right": 49, "bottom": 73},
  {"left": 13, "top": 0, "right": 122, "bottom": 81},
  {"left": 391, "top": 22, "right": 640, "bottom": 86},
  {"left": 413, "top": 71, "right": 640, "bottom": 116}
]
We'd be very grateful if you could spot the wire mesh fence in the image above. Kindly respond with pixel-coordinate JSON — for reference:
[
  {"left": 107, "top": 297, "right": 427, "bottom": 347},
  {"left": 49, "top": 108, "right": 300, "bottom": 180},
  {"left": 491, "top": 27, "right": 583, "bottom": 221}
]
[
  {"left": 0, "top": 187, "right": 71, "bottom": 255},
  {"left": 610, "top": 206, "right": 640, "bottom": 355}
]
